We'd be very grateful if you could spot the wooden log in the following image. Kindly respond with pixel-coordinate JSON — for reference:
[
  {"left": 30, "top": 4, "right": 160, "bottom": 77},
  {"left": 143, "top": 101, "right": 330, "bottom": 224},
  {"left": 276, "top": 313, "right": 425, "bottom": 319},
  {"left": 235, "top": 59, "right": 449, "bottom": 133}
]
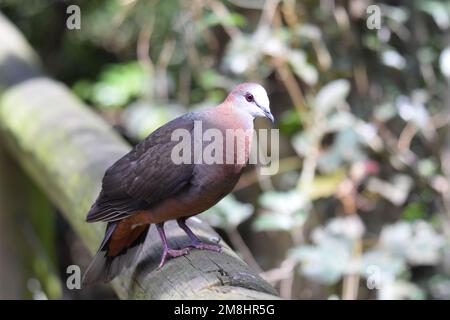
[{"left": 0, "top": 13, "right": 278, "bottom": 299}]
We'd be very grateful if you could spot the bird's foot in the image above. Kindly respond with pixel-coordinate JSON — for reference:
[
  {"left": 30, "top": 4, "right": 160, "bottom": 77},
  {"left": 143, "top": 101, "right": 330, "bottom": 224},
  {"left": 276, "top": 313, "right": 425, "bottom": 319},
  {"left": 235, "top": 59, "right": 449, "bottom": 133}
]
[
  {"left": 190, "top": 241, "right": 221, "bottom": 252},
  {"left": 158, "top": 247, "right": 190, "bottom": 269}
]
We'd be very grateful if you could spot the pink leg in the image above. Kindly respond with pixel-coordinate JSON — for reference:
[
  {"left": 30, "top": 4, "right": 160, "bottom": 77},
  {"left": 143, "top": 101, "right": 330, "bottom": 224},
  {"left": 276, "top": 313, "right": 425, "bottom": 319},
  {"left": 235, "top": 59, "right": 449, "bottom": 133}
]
[
  {"left": 177, "top": 218, "right": 221, "bottom": 252},
  {"left": 156, "top": 223, "right": 189, "bottom": 269}
]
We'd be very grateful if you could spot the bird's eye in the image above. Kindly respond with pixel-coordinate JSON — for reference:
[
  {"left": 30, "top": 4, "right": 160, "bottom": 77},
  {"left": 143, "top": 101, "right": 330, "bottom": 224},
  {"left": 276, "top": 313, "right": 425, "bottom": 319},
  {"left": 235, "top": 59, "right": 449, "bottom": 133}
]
[{"left": 245, "top": 93, "right": 254, "bottom": 102}]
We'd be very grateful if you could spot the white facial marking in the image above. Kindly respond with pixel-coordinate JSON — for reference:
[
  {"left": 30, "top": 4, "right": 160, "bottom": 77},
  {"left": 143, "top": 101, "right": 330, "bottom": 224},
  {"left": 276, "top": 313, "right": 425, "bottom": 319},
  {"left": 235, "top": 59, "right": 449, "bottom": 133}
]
[{"left": 234, "top": 83, "right": 272, "bottom": 121}]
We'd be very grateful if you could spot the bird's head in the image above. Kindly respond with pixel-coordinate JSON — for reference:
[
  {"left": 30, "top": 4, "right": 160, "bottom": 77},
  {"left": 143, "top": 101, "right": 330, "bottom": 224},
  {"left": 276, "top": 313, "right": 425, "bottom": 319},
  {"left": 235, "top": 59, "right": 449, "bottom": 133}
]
[{"left": 228, "top": 83, "right": 274, "bottom": 123}]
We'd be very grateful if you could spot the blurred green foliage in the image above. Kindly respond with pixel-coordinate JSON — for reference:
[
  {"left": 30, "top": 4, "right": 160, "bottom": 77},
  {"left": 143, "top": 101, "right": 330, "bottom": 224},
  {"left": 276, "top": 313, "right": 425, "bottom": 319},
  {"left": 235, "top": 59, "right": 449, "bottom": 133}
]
[{"left": 73, "top": 62, "right": 145, "bottom": 108}]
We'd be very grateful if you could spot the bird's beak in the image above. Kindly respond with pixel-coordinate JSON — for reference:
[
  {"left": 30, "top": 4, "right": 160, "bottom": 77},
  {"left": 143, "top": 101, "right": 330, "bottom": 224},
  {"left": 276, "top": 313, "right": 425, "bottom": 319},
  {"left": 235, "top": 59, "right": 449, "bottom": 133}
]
[
  {"left": 255, "top": 100, "right": 274, "bottom": 123},
  {"left": 264, "top": 109, "right": 274, "bottom": 123}
]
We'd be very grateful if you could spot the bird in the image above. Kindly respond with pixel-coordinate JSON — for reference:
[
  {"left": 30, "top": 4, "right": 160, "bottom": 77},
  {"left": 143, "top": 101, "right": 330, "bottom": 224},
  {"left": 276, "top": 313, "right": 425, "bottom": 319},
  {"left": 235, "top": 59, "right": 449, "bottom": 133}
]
[{"left": 82, "top": 82, "right": 273, "bottom": 285}]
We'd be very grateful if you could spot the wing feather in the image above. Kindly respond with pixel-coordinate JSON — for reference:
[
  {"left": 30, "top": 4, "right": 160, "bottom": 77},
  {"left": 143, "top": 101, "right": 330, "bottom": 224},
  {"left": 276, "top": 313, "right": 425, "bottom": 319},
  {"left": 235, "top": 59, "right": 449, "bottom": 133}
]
[{"left": 86, "top": 113, "right": 196, "bottom": 222}]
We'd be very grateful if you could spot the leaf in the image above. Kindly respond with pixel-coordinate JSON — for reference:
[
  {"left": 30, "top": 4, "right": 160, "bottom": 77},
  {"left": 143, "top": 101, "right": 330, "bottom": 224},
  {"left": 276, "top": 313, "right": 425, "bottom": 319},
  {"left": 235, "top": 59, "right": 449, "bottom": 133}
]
[
  {"left": 260, "top": 28, "right": 289, "bottom": 57},
  {"left": 291, "top": 130, "right": 316, "bottom": 157},
  {"left": 367, "top": 174, "right": 413, "bottom": 206},
  {"left": 401, "top": 203, "right": 425, "bottom": 221},
  {"left": 290, "top": 243, "right": 350, "bottom": 284},
  {"left": 287, "top": 50, "right": 318, "bottom": 85},
  {"left": 259, "top": 190, "right": 309, "bottom": 215},
  {"left": 253, "top": 213, "right": 297, "bottom": 231},
  {"left": 289, "top": 216, "right": 365, "bottom": 284},
  {"left": 314, "top": 79, "right": 351, "bottom": 114},
  {"left": 378, "top": 221, "right": 445, "bottom": 266},
  {"left": 202, "top": 12, "right": 247, "bottom": 28},
  {"left": 223, "top": 34, "right": 260, "bottom": 74},
  {"left": 299, "top": 170, "right": 346, "bottom": 200},
  {"left": 278, "top": 109, "right": 303, "bottom": 136},
  {"left": 374, "top": 103, "right": 397, "bottom": 122},
  {"left": 325, "top": 215, "right": 365, "bottom": 240},
  {"left": 122, "top": 100, "right": 185, "bottom": 139},
  {"left": 417, "top": 158, "right": 437, "bottom": 177},
  {"left": 381, "top": 50, "right": 406, "bottom": 70},
  {"left": 199, "top": 69, "right": 233, "bottom": 90},
  {"left": 92, "top": 83, "right": 128, "bottom": 108},
  {"left": 317, "top": 128, "right": 366, "bottom": 172},
  {"left": 361, "top": 249, "right": 407, "bottom": 279},
  {"left": 378, "top": 280, "right": 425, "bottom": 300},
  {"left": 252, "top": 190, "right": 309, "bottom": 232},
  {"left": 439, "top": 46, "right": 450, "bottom": 78},
  {"left": 202, "top": 195, "right": 253, "bottom": 230},
  {"left": 75, "top": 62, "right": 146, "bottom": 109},
  {"left": 325, "top": 112, "right": 355, "bottom": 132},
  {"left": 382, "top": 4, "right": 410, "bottom": 23},
  {"left": 253, "top": 211, "right": 307, "bottom": 232},
  {"left": 416, "top": 0, "right": 450, "bottom": 30},
  {"left": 72, "top": 80, "right": 93, "bottom": 101},
  {"left": 396, "top": 94, "right": 430, "bottom": 129}
]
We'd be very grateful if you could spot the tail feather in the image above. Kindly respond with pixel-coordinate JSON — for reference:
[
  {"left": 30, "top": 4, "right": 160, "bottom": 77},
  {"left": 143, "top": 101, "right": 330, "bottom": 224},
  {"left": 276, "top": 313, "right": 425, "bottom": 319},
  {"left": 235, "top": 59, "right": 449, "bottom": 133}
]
[
  {"left": 86, "top": 195, "right": 143, "bottom": 223},
  {"left": 82, "top": 222, "right": 150, "bottom": 286}
]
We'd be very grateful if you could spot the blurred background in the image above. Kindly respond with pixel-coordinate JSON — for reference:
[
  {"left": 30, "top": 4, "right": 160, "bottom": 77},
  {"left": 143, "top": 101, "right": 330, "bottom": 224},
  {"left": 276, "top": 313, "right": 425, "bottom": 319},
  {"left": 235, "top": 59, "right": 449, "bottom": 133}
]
[{"left": 0, "top": 0, "right": 450, "bottom": 300}]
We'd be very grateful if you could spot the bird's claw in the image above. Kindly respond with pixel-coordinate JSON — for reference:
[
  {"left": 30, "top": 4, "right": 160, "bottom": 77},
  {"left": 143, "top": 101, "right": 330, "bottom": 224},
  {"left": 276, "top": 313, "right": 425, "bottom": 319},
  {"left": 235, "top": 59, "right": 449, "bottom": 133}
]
[
  {"left": 158, "top": 248, "right": 190, "bottom": 269},
  {"left": 157, "top": 242, "right": 221, "bottom": 269},
  {"left": 190, "top": 242, "right": 221, "bottom": 252}
]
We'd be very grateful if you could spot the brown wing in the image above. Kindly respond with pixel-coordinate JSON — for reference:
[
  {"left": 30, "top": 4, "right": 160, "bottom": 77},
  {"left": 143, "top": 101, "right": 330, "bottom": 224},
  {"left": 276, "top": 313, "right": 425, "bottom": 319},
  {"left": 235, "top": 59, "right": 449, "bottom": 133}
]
[{"left": 86, "top": 113, "right": 196, "bottom": 222}]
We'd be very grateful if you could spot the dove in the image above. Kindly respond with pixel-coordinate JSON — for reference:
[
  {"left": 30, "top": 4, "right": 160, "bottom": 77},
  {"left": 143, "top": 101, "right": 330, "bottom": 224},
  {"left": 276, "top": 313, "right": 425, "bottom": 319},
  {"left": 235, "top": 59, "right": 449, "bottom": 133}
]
[{"left": 83, "top": 83, "right": 273, "bottom": 284}]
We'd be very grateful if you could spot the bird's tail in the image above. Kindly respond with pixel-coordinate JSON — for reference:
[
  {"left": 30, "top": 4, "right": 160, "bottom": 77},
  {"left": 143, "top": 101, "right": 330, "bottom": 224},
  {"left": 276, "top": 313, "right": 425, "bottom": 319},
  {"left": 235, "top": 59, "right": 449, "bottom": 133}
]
[{"left": 82, "top": 222, "right": 150, "bottom": 286}]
